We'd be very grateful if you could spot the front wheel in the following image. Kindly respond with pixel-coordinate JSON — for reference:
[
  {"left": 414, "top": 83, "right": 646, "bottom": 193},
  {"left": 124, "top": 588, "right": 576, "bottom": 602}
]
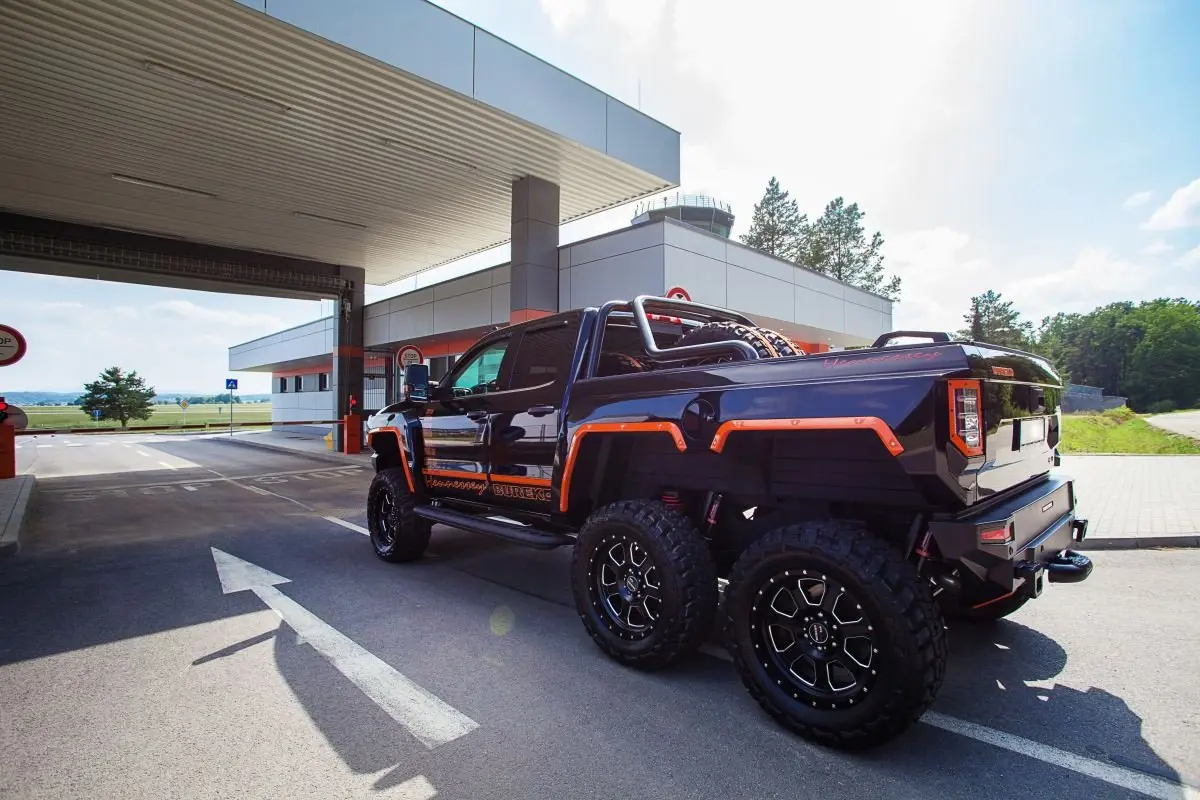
[
  {"left": 571, "top": 499, "right": 718, "bottom": 670},
  {"left": 366, "top": 468, "right": 431, "bottom": 562},
  {"left": 724, "top": 521, "right": 947, "bottom": 749}
]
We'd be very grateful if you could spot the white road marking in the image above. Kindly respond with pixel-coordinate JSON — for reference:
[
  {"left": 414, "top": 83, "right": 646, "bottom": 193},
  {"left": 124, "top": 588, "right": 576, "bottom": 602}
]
[
  {"left": 922, "top": 712, "right": 1198, "bottom": 799},
  {"left": 210, "top": 549, "right": 478, "bottom": 750},
  {"left": 137, "top": 450, "right": 152, "bottom": 457},
  {"left": 324, "top": 516, "right": 369, "bottom": 536},
  {"left": 697, "top": 648, "right": 1194, "bottom": 797},
  {"left": 123, "top": 444, "right": 132, "bottom": 448},
  {"left": 36, "top": 444, "right": 51, "bottom": 449},
  {"left": 66, "top": 443, "right": 83, "bottom": 448},
  {"left": 158, "top": 461, "right": 177, "bottom": 470},
  {"left": 242, "top": 485, "right": 272, "bottom": 496},
  {"left": 392, "top": 775, "right": 437, "bottom": 800}
]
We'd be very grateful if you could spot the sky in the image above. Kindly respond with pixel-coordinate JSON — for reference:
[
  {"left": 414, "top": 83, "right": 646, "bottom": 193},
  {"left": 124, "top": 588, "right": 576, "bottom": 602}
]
[{"left": 2, "top": 0, "right": 1198, "bottom": 394}]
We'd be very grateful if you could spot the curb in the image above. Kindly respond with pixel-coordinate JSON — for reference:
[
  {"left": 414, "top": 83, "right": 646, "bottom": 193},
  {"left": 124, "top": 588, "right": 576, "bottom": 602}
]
[
  {"left": 211, "top": 434, "right": 372, "bottom": 468},
  {"left": 0, "top": 475, "right": 37, "bottom": 559},
  {"left": 1076, "top": 535, "right": 1200, "bottom": 551}
]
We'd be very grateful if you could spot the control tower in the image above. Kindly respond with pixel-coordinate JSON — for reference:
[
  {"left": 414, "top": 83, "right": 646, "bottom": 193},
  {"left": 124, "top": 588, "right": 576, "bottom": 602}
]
[{"left": 631, "top": 193, "right": 734, "bottom": 238}]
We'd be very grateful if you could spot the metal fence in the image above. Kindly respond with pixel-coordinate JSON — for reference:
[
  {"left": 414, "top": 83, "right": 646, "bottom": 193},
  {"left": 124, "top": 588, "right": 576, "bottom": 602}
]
[{"left": 362, "top": 351, "right": 394, "bottom": 414}]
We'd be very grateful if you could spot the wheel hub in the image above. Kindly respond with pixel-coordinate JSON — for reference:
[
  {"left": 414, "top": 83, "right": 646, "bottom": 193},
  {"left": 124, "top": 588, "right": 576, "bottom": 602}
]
[
  {"left": 589, "top": 534, "right": 663, "bottom": 641},
  {"left": 750, "top": 570, "right": 879, "bottom": 710}
]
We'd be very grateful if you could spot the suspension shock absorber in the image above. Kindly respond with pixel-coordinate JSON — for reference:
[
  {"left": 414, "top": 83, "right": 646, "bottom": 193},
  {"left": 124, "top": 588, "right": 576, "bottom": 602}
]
[{"left": 660, "top": 489, "right": 685, "bottom": 512}]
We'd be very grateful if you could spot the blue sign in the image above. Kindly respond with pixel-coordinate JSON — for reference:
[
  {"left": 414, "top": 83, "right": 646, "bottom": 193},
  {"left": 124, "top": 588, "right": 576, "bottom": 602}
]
[{"left": 225, "top": 378, "right": 238, "bottom": 390}]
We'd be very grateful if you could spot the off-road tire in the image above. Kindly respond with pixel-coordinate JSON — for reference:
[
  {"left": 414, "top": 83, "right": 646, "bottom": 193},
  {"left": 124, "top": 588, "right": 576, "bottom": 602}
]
[
  {"left": 673, "top": 321, "right": 800, "bottom": 362},
  {"left": 572, "top": 499, "right": 718, "bottom": 670},
  {"left": 366, "top": 467, "right": 431, "bottom": 563},
  {"left": 724, "top": 521, "right": 947, "bottom": 750},
  {"left": 757, "top": 328, "right": 805, "bottom": 356},
  {"left": 940, "top": 589, "right": 1029, "bottom": 622}
]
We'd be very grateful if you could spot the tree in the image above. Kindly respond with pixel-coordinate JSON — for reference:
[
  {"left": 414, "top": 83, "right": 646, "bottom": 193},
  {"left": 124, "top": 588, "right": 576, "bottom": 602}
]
[
  {"left": 805, "top": 197, "right": 901, "bottom": 300},
  {"left": 957, "top": 290, "right": 1034, "bottom": 348},
  {"left": 79, "top": 367, "right": 156, "bottom": 428},
  {"left": 739, "top": 177, "right": 807, "bottom": 262}
]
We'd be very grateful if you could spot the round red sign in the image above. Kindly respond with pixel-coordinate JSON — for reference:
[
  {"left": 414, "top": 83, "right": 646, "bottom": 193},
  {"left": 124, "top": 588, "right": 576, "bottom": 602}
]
[
  {"left": 665, "top": 286, "right": 691, "bottom": 301},
  {"left": 0, "top": 324, "right": 27, "bottom": 367},
  {"left": 396, "top": 344, "right": 425, "bottom": 369}
]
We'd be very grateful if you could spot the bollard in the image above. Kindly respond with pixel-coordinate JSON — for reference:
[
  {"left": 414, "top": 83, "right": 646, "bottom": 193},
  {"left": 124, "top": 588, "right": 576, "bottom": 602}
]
[{"left": 0, "top": 424, "right": 14, "bottom": 480}]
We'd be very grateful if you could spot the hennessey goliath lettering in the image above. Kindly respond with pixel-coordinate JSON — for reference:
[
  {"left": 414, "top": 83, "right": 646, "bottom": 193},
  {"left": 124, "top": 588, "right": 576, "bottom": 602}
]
[{"left": 364, "top": 295, "right": 1092, "bottom": 750}]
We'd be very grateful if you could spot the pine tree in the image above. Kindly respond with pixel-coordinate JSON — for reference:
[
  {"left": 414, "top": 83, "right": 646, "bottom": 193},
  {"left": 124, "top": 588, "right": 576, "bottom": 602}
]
[
  {"left": 739, "top": 177, "right": 807, "bottom": 262},
  {"left": 79, "top": 366, "right": 156, "bottom": 428},
  {"left": 806, "top": 197, "right": 901, "bottom": 300},
  {"left": 957, "top": 290, "right": 1033, "bottom": 348}
]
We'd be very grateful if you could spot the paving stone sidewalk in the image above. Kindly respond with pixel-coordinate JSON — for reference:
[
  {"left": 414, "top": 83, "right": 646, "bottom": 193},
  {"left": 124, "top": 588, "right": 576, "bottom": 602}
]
[{"left": 1056, "top": 455, "right": 1200, "bottom": 548}]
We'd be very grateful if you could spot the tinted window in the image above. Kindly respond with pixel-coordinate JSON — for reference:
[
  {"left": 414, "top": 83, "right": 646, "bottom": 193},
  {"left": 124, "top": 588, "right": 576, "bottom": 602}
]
[
  {"left": 452, "top": 339, "right": 509, "bottom": 395},
  {"left": 510, "top": 324, "right": 577, "bottom": 390}
]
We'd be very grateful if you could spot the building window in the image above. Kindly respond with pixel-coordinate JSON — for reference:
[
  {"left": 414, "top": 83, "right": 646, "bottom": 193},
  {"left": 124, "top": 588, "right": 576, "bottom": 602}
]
[
  {"left": 319, "top": 372, "right": 329, "bottom": 391},
  {"left": 277, "top": 377, "right": 288, "bottom": 393},
  {"left": 293, "top": 375, "right": 302, "bottom": 392}
]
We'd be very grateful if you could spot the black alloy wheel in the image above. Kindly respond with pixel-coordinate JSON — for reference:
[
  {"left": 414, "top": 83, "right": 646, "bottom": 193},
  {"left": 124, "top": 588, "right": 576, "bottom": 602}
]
[
  {"left": 725, "top": 520, "right": 947, "bottom": 749},
  {"left": 752, "top": 570, "right": 879, "bottom": 710},
  {"left": 366, "top": 467, "right": 431, "bottom": 563},
  {"left": 571, "top": 499, "right": 717, "bottom": 670}
]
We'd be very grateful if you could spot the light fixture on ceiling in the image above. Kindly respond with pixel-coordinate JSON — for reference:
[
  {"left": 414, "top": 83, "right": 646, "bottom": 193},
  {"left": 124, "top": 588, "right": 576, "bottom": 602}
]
[
  {"left": 380, "top": 137, "right": 478, "bottom": 173},
  {"left": 141, "top": 59, "right": 293, "bottom": 114},
  {"left": 293, "top": 211, "right": 368, "bottom": 230},
  {"left": 111, "top": 173, "right": 217, "bottom": 198}
]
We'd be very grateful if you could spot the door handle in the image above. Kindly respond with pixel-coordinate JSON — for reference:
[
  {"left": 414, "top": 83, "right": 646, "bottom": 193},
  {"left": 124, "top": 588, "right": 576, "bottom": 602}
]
[
  {"left": 466, "top": 410, "right": 489, "bottom": 422},
  {"left": 527, "top": 405, "right": 555, "bottom": 418}
]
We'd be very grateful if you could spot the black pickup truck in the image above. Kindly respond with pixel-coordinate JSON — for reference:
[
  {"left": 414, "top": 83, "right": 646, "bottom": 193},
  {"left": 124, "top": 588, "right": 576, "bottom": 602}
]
[{"left": 364, "top": 295, "right": 1092, "bottom": 749}]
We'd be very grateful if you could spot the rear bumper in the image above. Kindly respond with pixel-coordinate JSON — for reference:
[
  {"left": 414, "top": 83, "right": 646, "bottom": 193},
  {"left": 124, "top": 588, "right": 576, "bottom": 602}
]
[{"left": 927, "top": 475, "right": 1092, "bottom": 599}]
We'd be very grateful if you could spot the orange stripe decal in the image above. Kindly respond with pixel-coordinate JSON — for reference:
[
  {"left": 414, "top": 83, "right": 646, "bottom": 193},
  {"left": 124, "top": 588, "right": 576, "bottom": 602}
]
[
  {"left": 422, "top": 468, "right": 551, "bottom": 487},
  {"left": 709, "top": 417, "right": 904, "bottom": 456},
  {"left": 559, "top": 422, "right": 687, "bottom": 513}
]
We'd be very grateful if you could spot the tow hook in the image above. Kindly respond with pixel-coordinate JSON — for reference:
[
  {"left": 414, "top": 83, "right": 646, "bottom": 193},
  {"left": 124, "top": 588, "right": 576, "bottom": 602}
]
[
  {"left": 1072, "top": 518, "right": 1089, "bottom": 542},
  {"left": 1046, "top": 550, "right": 1093, "bottom": 584}
]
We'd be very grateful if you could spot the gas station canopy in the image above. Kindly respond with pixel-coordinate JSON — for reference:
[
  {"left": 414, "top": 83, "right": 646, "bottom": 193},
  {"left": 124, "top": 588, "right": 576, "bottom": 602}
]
[{"left": 0, "top": 0, "right": 680, "bottom": 285}]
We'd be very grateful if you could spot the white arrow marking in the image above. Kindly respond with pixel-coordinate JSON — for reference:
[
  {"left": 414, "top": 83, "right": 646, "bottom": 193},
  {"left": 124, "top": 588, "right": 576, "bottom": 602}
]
[{"left": 210, "top": 548, "right": 477, "bottom": 749}]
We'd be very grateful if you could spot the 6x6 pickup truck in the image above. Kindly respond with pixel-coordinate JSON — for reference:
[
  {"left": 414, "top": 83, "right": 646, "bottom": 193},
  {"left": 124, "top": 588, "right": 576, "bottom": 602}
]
[{"left": 364, "top": 295, "right": 1092, "bottom": 750}]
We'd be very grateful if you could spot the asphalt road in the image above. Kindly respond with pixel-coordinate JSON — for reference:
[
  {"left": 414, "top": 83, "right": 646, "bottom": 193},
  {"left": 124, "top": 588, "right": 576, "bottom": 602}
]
[
  {"left": 1148, "top": 411, "right": 1200, "bottom": 441},
  {"left": 1, "top": 435, "right": 1197, "bottom": 799}
]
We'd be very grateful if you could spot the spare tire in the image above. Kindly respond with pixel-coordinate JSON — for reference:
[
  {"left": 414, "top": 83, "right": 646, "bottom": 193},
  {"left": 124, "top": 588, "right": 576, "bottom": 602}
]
[{"left": 672, "top": 321, "right": 803, "bottom": 363}]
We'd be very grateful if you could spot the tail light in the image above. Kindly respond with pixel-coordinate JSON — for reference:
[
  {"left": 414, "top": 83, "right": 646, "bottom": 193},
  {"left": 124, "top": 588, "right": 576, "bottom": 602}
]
[
  {"left": 979, "top": 521, "right": 1013, "bottom": 544},
  {"left": 948, "top": 379, "right": 984, "bottom": 457}
]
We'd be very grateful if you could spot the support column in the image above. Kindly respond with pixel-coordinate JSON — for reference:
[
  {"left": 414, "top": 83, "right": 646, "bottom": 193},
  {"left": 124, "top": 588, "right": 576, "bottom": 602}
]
[
  {"left": 510, "top": 176, "right": 561, "bottom": 323},
  {"left": 331, "top": 266, "right": 365, "bottom": 452}
]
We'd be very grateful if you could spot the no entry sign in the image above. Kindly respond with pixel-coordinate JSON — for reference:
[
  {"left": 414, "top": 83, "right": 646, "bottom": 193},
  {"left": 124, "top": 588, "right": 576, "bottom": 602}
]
[
  {"left": 665, "top": 286, "right": 691, "bottom": 302},
  {"left": 0, "top": 324, "right": 27, "bottom": 367},
  {"left": 397, "top": 344, "right": 424, "bottom": 369}
]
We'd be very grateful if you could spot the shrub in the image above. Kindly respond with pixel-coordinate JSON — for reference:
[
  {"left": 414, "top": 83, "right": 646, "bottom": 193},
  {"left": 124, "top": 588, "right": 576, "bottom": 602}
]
[
  {"left": 1100, "top": 405, "right": 1138, "bottom": 422},
  {"left": 1147, "top": 400, "right": 1179, "bottom": 414}
]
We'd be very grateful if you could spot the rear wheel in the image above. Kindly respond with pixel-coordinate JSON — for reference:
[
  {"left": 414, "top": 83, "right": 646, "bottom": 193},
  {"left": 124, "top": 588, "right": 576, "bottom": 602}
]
[
  {"left": 366, "top": 467, "right": 431, "bottom": 562},
  {"left": 724, "top": 520, "right": 947, "bottom": 749},
  {"left": 571, "top": 499, "right": 718, "bottom": 670}
]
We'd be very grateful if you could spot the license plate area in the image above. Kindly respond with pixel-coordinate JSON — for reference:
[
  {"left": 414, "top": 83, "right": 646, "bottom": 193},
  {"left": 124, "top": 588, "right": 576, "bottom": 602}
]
[{"left": 1017, "top": 416, "right": 1046, "bottom": 447}]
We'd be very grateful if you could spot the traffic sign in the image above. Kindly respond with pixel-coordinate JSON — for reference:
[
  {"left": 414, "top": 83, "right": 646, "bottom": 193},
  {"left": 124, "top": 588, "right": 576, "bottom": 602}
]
[
  {"left": 665, "top": 286, "right": 691, "bottom": 302},
  {"left": 0, "top": 324, "right": 27, "bottom": 367},
  {"left": 226, "top": 378, "right": 238, "bottom": 390},
  {"left": 179, "top": 399, "right": 189, "bottom": 409},
  {"left": 397, "top": 345, "right": 424, "bottom": 369}
]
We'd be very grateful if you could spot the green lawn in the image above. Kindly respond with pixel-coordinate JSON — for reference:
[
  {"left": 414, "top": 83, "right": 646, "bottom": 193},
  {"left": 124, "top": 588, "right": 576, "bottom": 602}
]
[
  {"left": 20, "top": 403, "right": 273, "bottom": 431},
  {"left": 1061, "top": 407, "right": 1200, "bottom": 454}
]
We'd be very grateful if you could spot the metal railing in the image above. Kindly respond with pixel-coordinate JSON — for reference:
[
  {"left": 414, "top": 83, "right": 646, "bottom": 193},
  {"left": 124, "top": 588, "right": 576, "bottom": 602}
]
[{"left": 633, "top": 193, "right": 732, "bottom": 216}]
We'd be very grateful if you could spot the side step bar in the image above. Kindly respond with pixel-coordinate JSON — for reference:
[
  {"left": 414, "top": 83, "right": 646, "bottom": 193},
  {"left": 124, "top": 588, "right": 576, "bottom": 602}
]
[{"left": 414, "top": 505, "right": 574, "bottom": 550}]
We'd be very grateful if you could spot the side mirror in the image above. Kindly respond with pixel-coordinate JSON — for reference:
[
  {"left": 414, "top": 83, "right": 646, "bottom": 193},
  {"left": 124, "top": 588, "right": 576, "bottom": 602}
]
[{"left": 404, "top": 363, "right": 430, "bottom": 401}]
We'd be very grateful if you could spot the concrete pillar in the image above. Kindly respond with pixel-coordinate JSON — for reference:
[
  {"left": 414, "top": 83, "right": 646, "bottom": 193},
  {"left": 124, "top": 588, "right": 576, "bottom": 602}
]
[
  {"left": 331, "top": 266, "right": 365, "bottom": 452},
  {"left": 510, "top": 176, "right": 560, "bottom": 323}
]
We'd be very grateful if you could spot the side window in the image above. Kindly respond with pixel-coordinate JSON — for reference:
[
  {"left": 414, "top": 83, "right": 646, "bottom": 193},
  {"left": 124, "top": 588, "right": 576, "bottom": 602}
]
[
  {"left": 451, "top": 339, "right": 509, "bottom": 395},
  {"left": 510, "top": 324, "right": 578, "bottom": 390}
]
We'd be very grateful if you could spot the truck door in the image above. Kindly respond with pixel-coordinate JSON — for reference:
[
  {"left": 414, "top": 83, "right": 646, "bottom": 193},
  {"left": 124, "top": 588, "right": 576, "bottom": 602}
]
[
  {"left": 419, "top": 335, "right": 513, "bottom": 502},
  {"left": 484, "top": 318, "right": 579, "bottom": 510}
]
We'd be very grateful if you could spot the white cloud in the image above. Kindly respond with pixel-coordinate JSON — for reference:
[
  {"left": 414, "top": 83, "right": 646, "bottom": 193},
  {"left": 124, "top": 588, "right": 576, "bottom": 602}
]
[
  {"left": 1122, "top": 190, "right": 1153, "bottom": 209},
  {"left": 1142, "top": 177, "right": 1200, "bottom": 231},
  {"left": 1142, "top": 240, "right": 1173, "bottom": 256},
  {"left": 539, "top": 0, "right": 587, "bottom": 33},
  {"left": 1179, "top": 245, "right": 1200, "bottom": 266},
  {"left": 149, "top": 300, "right": 290, "bottom": 331}
]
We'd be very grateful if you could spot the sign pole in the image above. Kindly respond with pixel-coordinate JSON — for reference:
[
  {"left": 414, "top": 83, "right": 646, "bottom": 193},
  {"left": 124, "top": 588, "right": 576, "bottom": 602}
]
[{"left": 225, "top": 378, "right": 239, "bottom": 436}]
